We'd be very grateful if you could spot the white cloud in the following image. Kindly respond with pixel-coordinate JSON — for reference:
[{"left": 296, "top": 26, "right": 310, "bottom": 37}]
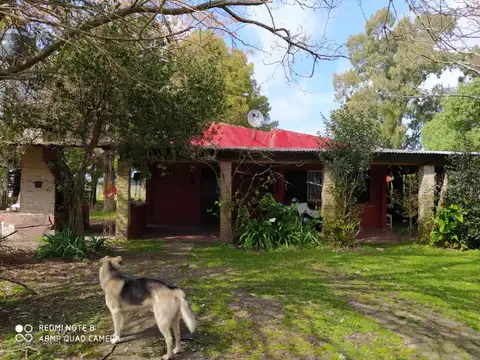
[
  {"left": 269, "top": 89, "right": 337, "bottom": 135},
  {"left": 444, "top": 0, "right": 480, "bottom": 49},
  {"left": 421, "top": 68, "right": 464, "bottom": 91}
]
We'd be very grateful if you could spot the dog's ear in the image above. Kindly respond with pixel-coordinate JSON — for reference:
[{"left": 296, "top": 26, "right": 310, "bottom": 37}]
[
  {"left": 111, "top": 256, "right": 123, "bottom": 266},
  {"left": 99, "top": 255, "right": 110, "bottom": 264}
]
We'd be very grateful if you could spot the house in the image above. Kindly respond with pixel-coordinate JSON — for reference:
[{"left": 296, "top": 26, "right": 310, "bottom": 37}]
[
  {"left": 11, "top": 123, "right": 452, "bottom": 240},
  {"left": 126, "top": 123, "right": 450, "bottom": 240}
]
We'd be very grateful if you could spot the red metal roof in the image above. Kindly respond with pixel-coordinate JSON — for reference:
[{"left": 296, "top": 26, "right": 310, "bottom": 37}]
[{"left": 192, "top": 123, "right": 327, "bottom": 149}]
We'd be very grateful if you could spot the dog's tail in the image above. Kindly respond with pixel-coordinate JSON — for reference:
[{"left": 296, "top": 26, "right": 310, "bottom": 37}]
[{"left": 174, "top": 289, "right": 196, "bottom": 333}]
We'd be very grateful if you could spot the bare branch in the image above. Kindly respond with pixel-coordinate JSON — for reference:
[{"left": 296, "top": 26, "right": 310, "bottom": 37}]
[
  {"left": 0, "top": 0, "right": 274, "bottom": 78},
  {"left": 222, "top": 5, "right": 346, "bottom": 62},
  {"left": 0, "top": 275, "right": 38, "bottom": 295},
  {"left": 0, "top": 0, "right": 348, "bottom": 79}
]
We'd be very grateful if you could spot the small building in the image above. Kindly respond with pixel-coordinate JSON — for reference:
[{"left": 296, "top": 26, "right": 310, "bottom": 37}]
[{"left": 12, "top": 123, "right": 452, "bottom": 240}]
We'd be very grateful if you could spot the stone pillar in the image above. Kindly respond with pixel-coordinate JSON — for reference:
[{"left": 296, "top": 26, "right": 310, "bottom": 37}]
[
  {"left": 19, "top": 146, "right": 55, "bottom": 214},
  {"left": 115, "top": 160, "right": 131, "bottom": 240},
  {"left": 437, "top": 172, "right": 448, "bottom": 210},
  {"left": 219, "top": 161, "right": 232, "bottom": 242},
  {"left": 418, "top": 164, "right": 436, "bottom": 230},
  {"left": 321, "top": 165, "right": 335, "bottom": 220}
]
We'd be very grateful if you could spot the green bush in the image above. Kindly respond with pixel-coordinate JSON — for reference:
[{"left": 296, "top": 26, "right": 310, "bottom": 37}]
[
  {"left": 34, "top": 229, "right": 108, "bottom": 260},
  {"left": 443, "top": 154, "right": 480, "bottom": 249},
  {"left": 323, "top": 218, "right": 361, "bottom": 247},
  {"left": 236, "top": 193, "right": 322, "bottom": 251},
  {"left": 430, "top": 205, "right": 468, "bottom": 250}
]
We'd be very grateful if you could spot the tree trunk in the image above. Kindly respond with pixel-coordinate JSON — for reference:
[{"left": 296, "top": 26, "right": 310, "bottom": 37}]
[
  {"left": 70, "top": 168, "right": 87, "bottom": 236},
  {"left": 103, "top": 151, "right": 115, "bottom": 212},
  {"left": 91, "top": 173, "right": 98, "bottom": 206}
]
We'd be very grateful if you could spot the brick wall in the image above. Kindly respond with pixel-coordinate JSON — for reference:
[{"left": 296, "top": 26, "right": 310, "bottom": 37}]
[{"left": 19, "top": 146, "right": 55, "bottom": 214}]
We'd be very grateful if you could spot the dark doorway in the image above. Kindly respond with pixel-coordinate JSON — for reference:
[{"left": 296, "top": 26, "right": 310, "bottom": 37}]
[
  {"left": 201, "top": 167, "right": 220, "bottom": 225},
  {"left": 357, "top": 170, "right": 371, "bottom": 204},
  {"left": 285, "top": 170, "right": 307, "bottom": 202},
  {"left": 386, "top": 165, "right": 419, "bottom": 228}
]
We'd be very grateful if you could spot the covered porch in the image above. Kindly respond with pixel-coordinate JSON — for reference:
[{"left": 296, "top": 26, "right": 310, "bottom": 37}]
[{"left": 119, "top": 148, "right": 450, "bottom": 241}]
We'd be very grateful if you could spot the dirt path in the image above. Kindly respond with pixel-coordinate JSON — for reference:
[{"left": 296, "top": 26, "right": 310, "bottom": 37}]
[
  {"left": 0, "top": 240, "right": 205, "bottom": 360},
  {"left": 2, "top": 241, "right": 480, "bottom": 359},
  {"left": 97, "top": 241, "right": 206, "bottom": 360},
  {"left": 352, "top": 297, "right": 480, "bottom": 360}
]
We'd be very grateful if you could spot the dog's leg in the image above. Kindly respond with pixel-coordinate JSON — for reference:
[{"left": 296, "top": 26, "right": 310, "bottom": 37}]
[
  {"left": 109, "top": 308, "right": 124, "bottom": 344},
  {"left": 172, "top": 310, "right": 182, "bottom": 354},
  {"left": 154, "top": 304, "right": 174, "bottom": 360}
]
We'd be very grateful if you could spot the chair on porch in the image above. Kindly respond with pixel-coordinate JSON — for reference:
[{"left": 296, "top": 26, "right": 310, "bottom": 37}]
[{"left": 386, "top": 213, "right": 392, "bottom": 229}]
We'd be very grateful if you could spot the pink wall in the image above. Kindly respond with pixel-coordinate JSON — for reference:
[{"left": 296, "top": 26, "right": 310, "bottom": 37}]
[
  {"left": 148, "top": 163, "right": 203, "bottom": 226},
  {"left": 146, "top": 162, "right": 387, "bottom": 230},
  {"left": 360, "top": 165, "right": 387, "bottom": 229}
]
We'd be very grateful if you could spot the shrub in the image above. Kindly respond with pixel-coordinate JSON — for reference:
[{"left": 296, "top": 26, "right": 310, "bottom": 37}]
[
  {"left": 34, "top": 229, "right": 109, "bottom": 260},
  {"left": 430, "top": 205, "right": 468, "bottom": 250},
  {"left": 318, "top": 107, "right": 380, "bottom": 246},
  {"left": 323, "top": 218, "right": 361, "bottom": 247},
  {"left": 89, "top": 236, "right": 108, "bottom": 252},
  {"left": 236, "top": 193, "right": 322, "bottom": 251},
  {"left": 443, "top": 153, "right": 480, "bottom": 249}
]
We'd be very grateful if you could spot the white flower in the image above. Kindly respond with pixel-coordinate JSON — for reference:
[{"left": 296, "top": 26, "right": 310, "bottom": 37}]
[{"left": 268, "top": 218, "right": 276, "bottom": 223}]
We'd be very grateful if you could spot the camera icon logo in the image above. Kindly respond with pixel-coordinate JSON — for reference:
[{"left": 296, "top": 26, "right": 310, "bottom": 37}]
[{"left": 15, "top": 324, "right": 33, "bottom": 343}]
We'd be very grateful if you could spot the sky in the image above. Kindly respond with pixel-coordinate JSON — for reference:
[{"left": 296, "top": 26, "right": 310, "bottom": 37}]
[{"left": 231, "top": 0, "right": 463, "bottom": 136}]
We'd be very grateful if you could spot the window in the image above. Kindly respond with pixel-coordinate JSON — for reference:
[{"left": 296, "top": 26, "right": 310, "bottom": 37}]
[{"left": 307, "top": 171, "right": 323, "bottom": 202}]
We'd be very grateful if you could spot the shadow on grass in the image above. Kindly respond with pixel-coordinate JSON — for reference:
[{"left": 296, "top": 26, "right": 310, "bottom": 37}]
[
  {"left": 184, "top": 244, "right": 480, "bottom": 359},
  {"left": 183, "top": 252, "right": 414, "bottom": 358},
  {"left": 2, "top": 242, "right": 479, "bottom": 359}
]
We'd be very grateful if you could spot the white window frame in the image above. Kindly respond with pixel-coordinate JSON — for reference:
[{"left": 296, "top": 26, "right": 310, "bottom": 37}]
[{"left": 306, "top": 170, "right": 323, "bottom": 202}]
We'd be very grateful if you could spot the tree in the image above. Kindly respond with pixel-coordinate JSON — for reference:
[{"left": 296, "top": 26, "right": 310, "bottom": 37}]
[
  {"left": 0, "top": 1, "right": 344, "bottom": 80},
  {"left": 405, "top": 0, "right": 480, "bottom": 77},
  {"left": 185, "top": 30, "right": 273, "bottom": 129},
  {"left": 389, "top": 173, "right": 419, "bottom": 233},
  {"left": 319, "top": 106, "right": 380, "bottom": 246},
  {"left": 441, "top": 153, "right": 480, "bottom": 249},
  {"left": 422, "top": 78, "right": 480, "bottom": 151},
  {"left": 333, "top": 7, "right": 455, "bottom": 148},
  {"left": 1, "top": 23, "right": 227, "bottom": 234}
]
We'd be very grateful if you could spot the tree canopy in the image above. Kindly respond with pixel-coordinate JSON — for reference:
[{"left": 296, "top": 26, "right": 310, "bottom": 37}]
[
  {"left": 333, "top": 7, "right": 457, "bottom": 149},
  {"left": 422, "top": 79, "right": 480, "bottom": 151},
  {"left": 186, "top": 30, "right": 273, "bottom": 129},
  {"left": 0, "top": 22, "right": 228, "bottom": 233},
  {"left": 0, "top": 1, "right": 345, "bottom": 80}
]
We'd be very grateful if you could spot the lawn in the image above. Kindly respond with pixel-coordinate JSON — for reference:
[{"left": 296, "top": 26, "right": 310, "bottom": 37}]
[
  {"left": 1, "top": 241, "right": 479, "bottom": 359},
  {"left": 185, "top": 243, "right": 480, "bottom": 359},
  {"left": 89, "top": 210, "right": 116, "bottom": 221}
]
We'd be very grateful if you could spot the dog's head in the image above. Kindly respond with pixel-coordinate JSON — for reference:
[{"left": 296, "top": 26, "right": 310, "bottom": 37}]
[{"left": 99, "top": 255, "right": 123, "bottom": 269}]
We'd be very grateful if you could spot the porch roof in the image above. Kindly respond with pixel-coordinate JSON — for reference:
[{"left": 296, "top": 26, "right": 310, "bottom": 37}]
[{"left": 206, "top": 146, "right": 480, "bottom": 166}]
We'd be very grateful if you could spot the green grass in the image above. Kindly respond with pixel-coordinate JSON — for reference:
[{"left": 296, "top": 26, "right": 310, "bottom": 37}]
[
  {"left": 2, "top": 242, "right": 478, "bottom": 359},
  {"left": 0, "top": 280, "right": 107, "bottom": 360},
  {"left": 89, "top": 210, "right": 116, "bottom": 221},
  {"left": 123, "top": 240, "right": 164, "bottom": 252},
  {"left": 323, "top": 244, "right": 480, "bottom": 331},
  {"left": 184, "top": 243, "right": 480, "bottom": 359}
]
